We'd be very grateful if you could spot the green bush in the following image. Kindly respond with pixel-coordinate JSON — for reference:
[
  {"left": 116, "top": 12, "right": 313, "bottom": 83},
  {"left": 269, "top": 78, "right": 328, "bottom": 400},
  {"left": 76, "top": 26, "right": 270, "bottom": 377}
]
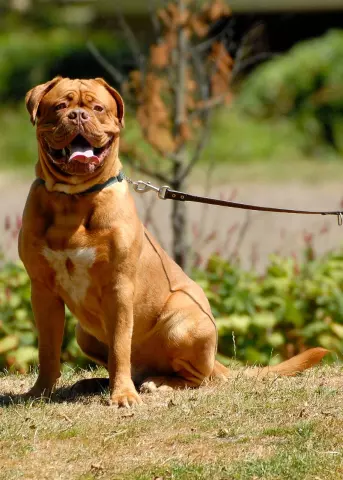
[
  {"left": 0, "top": 29, "right": 126, "bottom": 103},
  {"left": 1, "top": 249, "right": 342, "bottom": 373},
  {"left": 194, "top": 251, "right": 343, "bottom": 365},
  {"left": 238, "top": 30, "right": 343, "bottom": 154},
  {"left": 0, "top": 261, "right": 91, "bottom": 373}
]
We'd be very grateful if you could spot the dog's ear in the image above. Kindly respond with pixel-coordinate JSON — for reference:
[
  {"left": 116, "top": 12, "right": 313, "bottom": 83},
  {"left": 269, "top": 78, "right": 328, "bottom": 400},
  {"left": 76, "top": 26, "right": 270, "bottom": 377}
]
[
  {"left": 25, "top": 76, "right": 63, "bottom": 125},
  {"left": 95, "top": 78, "right": 125, "bottom": 128}
]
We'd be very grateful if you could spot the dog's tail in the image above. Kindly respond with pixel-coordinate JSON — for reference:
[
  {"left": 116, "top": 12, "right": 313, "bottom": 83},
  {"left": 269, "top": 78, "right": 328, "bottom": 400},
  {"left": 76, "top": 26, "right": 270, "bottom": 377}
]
[{"left": 212, "top": 347, "right": 329, "bottom": 379}]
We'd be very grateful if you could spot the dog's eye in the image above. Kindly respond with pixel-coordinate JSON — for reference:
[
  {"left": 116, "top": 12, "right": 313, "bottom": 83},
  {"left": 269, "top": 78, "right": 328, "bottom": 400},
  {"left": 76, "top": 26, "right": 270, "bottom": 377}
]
[
  {"left": 55, "top": 103, "right": 67, "bottom": 111},
  {"left": 94, "top": 105, "right": 104, "bottom": 112}
]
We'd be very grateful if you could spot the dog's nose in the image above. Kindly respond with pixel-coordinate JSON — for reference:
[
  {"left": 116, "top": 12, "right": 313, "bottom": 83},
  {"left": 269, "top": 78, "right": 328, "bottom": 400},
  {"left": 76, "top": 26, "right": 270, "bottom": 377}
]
[{"left": 68, "top": 108, "right": 89, "bottom": 122}]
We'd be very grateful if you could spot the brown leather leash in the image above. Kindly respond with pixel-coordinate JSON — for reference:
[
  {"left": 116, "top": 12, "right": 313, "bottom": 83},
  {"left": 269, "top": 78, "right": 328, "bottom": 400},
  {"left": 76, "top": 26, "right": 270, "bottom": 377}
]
[{"left": 128, "top": 178, "right": 343, "bottom": 226}]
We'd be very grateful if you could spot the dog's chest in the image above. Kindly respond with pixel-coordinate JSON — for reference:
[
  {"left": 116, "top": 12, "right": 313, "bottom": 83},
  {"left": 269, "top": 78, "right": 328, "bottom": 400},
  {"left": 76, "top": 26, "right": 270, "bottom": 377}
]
[{"left": 42, "top": 246, "right": 96, "bottom": 304}]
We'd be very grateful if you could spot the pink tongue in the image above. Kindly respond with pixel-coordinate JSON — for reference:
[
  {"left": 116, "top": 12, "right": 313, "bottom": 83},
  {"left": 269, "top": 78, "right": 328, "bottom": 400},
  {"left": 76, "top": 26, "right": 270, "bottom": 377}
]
[{"left": 69, "top": 146, "right": 99, "bottom": 164}]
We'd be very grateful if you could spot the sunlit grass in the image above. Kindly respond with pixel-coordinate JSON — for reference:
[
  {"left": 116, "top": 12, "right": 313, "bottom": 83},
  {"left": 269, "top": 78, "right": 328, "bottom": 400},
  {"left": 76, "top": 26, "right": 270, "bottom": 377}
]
[{"left": 0, "top": 364, "right": 342, "bottom": 480}]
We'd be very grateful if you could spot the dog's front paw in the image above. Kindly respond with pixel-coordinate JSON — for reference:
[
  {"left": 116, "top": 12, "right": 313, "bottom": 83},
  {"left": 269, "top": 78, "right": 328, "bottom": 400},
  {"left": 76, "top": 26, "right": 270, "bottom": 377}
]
[
  {"left": 23, "top": 386, "right": 52, "bottom": 400},
  {"left": 109, "top": 387, "right": 142, "bottom": 408}
]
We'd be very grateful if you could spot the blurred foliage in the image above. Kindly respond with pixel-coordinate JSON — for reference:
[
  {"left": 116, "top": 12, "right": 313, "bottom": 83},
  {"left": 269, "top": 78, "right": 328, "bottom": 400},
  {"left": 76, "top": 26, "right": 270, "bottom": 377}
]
[
  {"left": 194, "top": 250, "right": 343, "bottom": 365},
  {"left": 0, "top": 106, "right": 37, "bottom": 171},
  {"left": 0, "top": 29, "right": 128, "bottom": 103},
  {"left": 1, "top": 2, "right": 343, "bottom": 171},
  {"left": 0, "top": 0, "right": 148, "bottom": 103},
  {"left": 1, "top": 248, "right": 342, "bottom": 373},
  {"left": 0, "top": 261, "right": 92, "bottom": 373},
  {"left": 238, "top": 30, "right": 343, "bottom": 154}
]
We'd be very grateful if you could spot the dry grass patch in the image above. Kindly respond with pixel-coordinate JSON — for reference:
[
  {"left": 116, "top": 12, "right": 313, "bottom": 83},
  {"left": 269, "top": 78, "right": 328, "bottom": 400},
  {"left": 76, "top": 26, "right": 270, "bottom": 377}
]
[{"left": 0, "top": 364, "right": 342, "bottom": 480}]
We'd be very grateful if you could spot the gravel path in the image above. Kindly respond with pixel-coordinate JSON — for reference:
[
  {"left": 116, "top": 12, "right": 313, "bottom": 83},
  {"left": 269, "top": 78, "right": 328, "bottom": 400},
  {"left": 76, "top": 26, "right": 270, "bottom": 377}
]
[{"left": 1, "top": 173, "right": 342, "bottom": 270}]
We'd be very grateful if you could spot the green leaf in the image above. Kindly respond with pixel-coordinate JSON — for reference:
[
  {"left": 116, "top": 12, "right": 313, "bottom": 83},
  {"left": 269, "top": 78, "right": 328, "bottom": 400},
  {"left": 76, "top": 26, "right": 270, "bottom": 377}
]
[
  {"left": 267, "top": 332, "right": 285, "bottom": 348},
  {"left": 330, "top": 323, "right": 343, "bottom": 339},
  {"left": 216, "top": 315, "right": 251, "bottom": 335},
  {"left": 251, "top": 312, "right": 277, "bottom": 329},
  {"left": 0, "top": 335, "right": 19, "bottom": 354},
  {"left": 300, "top": 322, "right": 328, "bottom": 338},
  {"left": 10, "top": 346, "right": 38, "bottom": 366},
  {"left": 317, "top": 334, "right": 342, "bottom": 351}
]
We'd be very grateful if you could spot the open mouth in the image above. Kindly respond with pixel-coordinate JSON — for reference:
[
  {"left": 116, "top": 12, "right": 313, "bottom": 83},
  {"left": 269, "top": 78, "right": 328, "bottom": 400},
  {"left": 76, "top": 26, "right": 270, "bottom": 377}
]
[{"left": 47, "top": 135, "right": 113, "bottom": 170}]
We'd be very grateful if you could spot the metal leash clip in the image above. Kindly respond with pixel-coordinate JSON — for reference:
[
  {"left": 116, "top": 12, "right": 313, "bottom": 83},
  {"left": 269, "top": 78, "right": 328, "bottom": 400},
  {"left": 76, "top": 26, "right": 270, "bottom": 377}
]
[
  {"left": 133, "top": 180, "right": 169, "bottom": 200},
  {"left": 337, "top": 212, "right": 343, "bottom": 226}
]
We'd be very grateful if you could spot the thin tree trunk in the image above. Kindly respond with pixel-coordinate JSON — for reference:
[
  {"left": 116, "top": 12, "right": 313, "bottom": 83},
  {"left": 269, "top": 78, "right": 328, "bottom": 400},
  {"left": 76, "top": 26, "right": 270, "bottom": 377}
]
[
  {"left": 172, "top": 0, "right": 188, "bottom": 270},
  {"left": 171, "top": 158, "right": 188, "bottom": 269}
]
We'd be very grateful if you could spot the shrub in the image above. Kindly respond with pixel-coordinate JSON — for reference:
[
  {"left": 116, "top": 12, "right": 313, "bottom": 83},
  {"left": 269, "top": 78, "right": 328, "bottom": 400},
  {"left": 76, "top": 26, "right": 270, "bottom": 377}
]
[
  {"left": 193, "top": 251, "right": 343, "bottom": 365},
  {"left": 0, "top": 29, "right": 126, "bottom": 103},
  {"left": 238, "top": 30, "right": 343, "bottom": 154},
  {"left": 1, "top": 249, "right": 342, "bottom": 373},
  {"left": 0, "top": 261, "right": 90, "bottom": 373}
]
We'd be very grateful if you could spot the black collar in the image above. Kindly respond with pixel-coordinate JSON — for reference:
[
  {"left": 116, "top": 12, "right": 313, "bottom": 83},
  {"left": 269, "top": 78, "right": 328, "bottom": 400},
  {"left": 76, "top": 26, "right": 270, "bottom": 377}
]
[{"left": 37, "top": 171, "right": 125, "bottom": 195}]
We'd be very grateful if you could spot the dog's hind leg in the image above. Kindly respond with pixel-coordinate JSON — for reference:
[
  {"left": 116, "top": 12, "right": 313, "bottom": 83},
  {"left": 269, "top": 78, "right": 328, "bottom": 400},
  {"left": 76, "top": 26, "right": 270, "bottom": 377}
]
[
  {"left": 140, "top": 292, "right": 217, "bottom": 393},
  {"left": 139, "top": 337, "right": 214, "bottom": 393}
]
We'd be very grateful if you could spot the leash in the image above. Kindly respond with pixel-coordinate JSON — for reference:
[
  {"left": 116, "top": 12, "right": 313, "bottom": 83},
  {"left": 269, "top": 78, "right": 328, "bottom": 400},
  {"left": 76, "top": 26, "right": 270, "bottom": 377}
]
[
  {"left": 126, "top": 177, "right": 343, "bottom": 226},
  {"left": 38, "top": 171, "right": 343, "bottom": 226}
]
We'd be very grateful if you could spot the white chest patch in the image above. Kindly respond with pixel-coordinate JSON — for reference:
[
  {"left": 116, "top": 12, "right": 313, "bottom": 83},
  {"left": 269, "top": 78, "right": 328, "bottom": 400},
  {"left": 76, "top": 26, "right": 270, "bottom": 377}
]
[{"left": 42, "top": 247, "right": 96, "bottom": 304}]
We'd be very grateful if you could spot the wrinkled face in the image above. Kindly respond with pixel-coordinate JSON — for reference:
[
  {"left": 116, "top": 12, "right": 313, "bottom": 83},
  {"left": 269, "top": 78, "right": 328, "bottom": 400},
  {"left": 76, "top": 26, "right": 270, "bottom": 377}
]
[{"left": 28, "top": 78, "right": 124, "bottom": 176}]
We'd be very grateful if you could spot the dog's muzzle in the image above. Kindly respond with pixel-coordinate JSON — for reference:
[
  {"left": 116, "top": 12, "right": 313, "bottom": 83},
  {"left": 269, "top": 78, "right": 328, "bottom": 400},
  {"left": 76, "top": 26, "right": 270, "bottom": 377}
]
[{"left": 46, "top": 134, "right": 113, "bottom": 168}]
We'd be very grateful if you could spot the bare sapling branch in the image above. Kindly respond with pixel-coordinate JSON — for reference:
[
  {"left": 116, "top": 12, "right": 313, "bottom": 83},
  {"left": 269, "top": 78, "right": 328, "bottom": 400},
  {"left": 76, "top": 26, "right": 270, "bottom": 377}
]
[{"left": 92, "top": 1, "right": 251, "bottom": 268}]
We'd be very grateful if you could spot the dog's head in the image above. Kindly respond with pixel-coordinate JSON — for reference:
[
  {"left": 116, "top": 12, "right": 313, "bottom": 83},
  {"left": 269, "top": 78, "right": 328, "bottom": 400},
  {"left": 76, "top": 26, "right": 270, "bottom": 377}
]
[{"left": 26, "top": 77, "right": 124, "bottom": 192}]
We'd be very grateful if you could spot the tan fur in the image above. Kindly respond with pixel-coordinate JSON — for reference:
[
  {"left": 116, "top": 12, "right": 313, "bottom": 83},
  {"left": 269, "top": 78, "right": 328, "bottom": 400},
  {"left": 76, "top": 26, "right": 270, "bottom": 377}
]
[
  {"left": 212, "top": 346, "right": 329, "bottom": 380},
  {"left": 20, "top": 77, "right": 328, "bottom": 406}
]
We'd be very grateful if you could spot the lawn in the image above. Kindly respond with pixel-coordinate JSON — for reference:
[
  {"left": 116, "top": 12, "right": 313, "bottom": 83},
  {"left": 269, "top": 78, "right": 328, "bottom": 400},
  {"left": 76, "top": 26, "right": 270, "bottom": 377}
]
[{"left": 0, "top": 364, "right": 342, "bottom": 480}]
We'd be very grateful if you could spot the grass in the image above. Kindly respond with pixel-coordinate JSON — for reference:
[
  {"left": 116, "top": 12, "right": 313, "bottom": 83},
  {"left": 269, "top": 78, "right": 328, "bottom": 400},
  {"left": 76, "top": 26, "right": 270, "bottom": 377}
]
[
  {"left": 0, "top": 106, "right": 37, "bottom": 175},
  {"left": 0, "top": 364, "right": 342, "bottom": 479}
]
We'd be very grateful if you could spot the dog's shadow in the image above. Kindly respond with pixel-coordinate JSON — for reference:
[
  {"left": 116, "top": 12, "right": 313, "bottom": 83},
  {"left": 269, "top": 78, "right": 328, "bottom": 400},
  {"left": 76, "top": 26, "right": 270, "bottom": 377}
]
[{"left": 0, "top": 378, "right": 110, "bottom": 406}]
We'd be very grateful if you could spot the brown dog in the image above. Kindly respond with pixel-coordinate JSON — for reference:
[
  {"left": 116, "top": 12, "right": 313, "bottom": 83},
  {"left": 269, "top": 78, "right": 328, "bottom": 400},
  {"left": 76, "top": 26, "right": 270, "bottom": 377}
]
[{"left": 20, "top": 77, "right": 328, "bottom": 407}]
